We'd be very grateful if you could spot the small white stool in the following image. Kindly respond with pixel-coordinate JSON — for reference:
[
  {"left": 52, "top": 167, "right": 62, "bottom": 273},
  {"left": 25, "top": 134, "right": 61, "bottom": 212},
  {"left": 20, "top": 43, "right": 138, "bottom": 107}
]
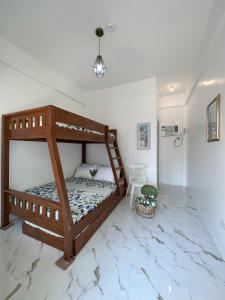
[{"left": 126, "top": 164, "right": 148, "bottom": 207}]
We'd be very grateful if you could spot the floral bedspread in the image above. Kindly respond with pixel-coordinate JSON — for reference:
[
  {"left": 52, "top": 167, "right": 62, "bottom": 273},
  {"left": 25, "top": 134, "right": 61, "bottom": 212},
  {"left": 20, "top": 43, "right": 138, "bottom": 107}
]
[{"left": 25, "top": 177, "right": 116, "bottom": 223}]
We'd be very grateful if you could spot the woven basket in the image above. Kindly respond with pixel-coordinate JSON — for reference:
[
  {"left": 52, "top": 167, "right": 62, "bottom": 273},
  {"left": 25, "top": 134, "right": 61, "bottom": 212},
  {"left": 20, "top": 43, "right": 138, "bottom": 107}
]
[{"left": 135, "top": 202, "right": 156, "bottom": 218}]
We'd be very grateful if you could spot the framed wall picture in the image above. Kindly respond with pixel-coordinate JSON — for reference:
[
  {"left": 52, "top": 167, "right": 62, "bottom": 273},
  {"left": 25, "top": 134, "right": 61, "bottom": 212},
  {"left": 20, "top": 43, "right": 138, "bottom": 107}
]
[
  {"left": 137, "top": 122, "right": 151, "bottom": 149},
  {"left": 207, "top": 94, "right": 221, "bottom": 142}
]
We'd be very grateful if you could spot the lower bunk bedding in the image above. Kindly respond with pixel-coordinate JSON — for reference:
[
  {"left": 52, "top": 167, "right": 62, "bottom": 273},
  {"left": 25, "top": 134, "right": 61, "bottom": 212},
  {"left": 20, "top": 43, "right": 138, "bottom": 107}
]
[{"left": 25, "top": 177, "right": 116, "bottom": 235}]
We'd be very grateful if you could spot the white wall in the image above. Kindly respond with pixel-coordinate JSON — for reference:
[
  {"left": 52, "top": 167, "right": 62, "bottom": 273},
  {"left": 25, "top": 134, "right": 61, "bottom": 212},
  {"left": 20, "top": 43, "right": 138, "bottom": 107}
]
[
  {"left": 158, "top": 93, "right": 187, "bottom": 109},
  {"left": 158, "top": 93, "right": 187, "bottom": 186},
  {"left": 85, "top": 78, "right": 157, "bottom": 184},
  {"left": 187, "top": 19, "right": 225, "bottom": 257},
  {"left": 0, "top": 36, "right": 86, "bottom": 197}
]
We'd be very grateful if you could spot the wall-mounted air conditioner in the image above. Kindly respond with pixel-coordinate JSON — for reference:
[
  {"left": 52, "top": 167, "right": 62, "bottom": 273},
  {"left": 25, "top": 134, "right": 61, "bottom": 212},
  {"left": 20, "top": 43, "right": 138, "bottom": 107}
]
[{"left": 161, "top": 125, "right": 179, "bottom": 137}]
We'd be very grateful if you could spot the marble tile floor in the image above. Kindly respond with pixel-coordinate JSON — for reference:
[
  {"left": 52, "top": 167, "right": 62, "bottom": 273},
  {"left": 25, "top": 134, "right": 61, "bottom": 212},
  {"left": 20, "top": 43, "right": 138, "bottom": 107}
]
[{"left": 1, "top": 185, "right": 225, "bottom": 300}]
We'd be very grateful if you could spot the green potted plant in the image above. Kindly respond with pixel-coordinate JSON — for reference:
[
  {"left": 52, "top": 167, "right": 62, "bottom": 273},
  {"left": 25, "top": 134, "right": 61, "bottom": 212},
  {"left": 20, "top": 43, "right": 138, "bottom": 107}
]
[
  {"left": 135, "top": 185, "right": 158, "bottom": 218},
  {"left": 90, "top": 169, "right": 98, "bottom": 179}
]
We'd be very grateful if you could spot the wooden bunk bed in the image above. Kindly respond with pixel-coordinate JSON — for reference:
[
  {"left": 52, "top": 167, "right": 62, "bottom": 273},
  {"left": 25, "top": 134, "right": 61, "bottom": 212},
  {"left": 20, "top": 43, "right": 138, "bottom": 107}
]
[{"left": 1, "top": 105, "right": 127, "bottom": 269}]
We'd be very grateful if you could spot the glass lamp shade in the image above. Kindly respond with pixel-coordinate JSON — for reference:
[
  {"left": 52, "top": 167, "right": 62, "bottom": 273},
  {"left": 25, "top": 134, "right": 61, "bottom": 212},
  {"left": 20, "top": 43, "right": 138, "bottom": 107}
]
[{"left": 93, "top": 55, "right": 107, "bottom": 78}]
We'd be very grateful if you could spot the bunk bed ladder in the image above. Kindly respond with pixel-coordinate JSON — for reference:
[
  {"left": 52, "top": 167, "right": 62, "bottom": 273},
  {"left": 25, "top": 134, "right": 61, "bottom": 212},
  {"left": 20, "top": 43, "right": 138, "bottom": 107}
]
[{"left": 105, "top": 129, "right": 127, "bottom": 196}]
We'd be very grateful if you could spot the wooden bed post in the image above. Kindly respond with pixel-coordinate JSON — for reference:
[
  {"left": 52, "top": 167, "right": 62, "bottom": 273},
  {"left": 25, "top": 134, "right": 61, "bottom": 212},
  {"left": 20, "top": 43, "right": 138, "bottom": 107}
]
[
  {"left": 82, "top": 143, "right": 86, "bottom": 164},
  {"left": 47, "top": 109, "right": 74, "bottom": 269},
  {"left": 1, "top": 116, "right": 12, "bottom": 229},
  {"left": 47, "top": 137, "right": 74, "bottom": 268}
]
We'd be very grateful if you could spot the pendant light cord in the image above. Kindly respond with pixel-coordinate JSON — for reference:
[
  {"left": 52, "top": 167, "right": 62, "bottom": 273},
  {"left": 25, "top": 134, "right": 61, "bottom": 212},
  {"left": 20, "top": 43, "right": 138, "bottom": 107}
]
[{"left": 93, "top": 27, "right": 107, "bottom": 77}]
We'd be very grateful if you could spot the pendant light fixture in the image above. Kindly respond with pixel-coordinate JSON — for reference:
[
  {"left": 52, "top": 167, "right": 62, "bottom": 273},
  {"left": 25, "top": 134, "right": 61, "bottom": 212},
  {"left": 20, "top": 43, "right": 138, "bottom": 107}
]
[{"left": 93, "top": 27, "right": 107, "bottom": 78}]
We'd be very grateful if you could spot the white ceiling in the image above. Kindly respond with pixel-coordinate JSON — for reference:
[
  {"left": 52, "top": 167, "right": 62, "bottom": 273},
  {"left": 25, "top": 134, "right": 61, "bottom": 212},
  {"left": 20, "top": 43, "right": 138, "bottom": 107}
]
[{"left": 0, "top": 0, "right": 214, "bottom": 95}]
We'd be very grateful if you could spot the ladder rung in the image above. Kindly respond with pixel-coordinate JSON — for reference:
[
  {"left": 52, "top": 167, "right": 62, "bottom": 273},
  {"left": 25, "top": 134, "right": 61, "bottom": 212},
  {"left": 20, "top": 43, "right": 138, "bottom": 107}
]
[
  {"left": 109, "top": 147, "right": 118, "bottom": 149},
  {"left": 119, "top": 176, "right": 125, "bottom": 181},
  {"left": 115, "top": 166, "right": 123, "bottom": 171},
  {"left": 118, "top": 177, "right": 126, "bottom": 185},
  {"left": 112, "top": 157, "right": 120, "bottom": 160}
]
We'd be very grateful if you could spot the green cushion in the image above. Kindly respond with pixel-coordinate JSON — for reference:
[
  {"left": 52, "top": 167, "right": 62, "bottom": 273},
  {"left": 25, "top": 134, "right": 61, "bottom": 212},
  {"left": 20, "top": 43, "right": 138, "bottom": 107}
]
[{"left": 141, "top": 185, "right": 158, "bottom": 198}]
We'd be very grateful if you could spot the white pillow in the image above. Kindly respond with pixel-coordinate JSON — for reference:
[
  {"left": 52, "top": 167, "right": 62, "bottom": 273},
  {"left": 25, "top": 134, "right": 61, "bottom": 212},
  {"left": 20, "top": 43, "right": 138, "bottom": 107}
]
[
  {"left": 95, "top": 166, "right": 115, "bottom": 182},
  {"left": 74, "top": 164, "right": 97, "bottom": 179},
  {"left": 81, "top": 163, "right": 97, "bottom": 169}
]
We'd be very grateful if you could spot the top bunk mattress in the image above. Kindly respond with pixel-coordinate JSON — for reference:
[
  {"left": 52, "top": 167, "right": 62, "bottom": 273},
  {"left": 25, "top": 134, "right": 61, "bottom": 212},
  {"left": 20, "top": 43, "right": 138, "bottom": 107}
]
[{"left": 25, "top": 177, "right": 116, "bottom": 223}]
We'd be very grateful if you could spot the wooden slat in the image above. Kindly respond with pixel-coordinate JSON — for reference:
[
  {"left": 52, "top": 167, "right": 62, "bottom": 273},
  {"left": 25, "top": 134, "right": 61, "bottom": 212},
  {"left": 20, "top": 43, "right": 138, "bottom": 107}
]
[
  {"left": 22, "top": 200, "right": 26, "bottom": 209},
  {"left": 50, "top": 209, "right": 56, "bottom": 221},
  {"left": 22, "top": 222, "right": 64, "bottom": 251},
  {"left": 43, "top": 206, "right": 48, "bottom": 218},
  {"left": 9, "top": 128, "right": 48, "bottom": 140},
  {"left": 55, "top": 127, "right": 106, "bottom": 143},
  {"left": 82, "top": 143, "right": 86, "bottom": 164},
  {"left": 16, "top": 119, "right": 19, "bottom": 130},
  {"left": 16, "top": 198, "right": 20, "bottom": 208}
]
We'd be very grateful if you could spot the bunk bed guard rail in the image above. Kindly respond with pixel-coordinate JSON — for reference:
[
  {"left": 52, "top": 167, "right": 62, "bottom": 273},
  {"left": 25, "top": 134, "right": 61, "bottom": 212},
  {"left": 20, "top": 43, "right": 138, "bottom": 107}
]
[{"left": 4, "top": 105, "right": 115, "bottom": 142}]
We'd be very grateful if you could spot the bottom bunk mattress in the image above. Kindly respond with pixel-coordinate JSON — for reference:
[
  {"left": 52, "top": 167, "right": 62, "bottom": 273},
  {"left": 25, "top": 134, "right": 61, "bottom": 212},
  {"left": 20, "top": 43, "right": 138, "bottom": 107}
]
[{"left": 25, "top": 177, "right": 116, "bottom": 224}]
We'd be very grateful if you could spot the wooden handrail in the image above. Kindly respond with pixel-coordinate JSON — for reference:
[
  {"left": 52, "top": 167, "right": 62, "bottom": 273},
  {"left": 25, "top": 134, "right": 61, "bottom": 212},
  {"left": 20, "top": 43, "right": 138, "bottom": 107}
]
[
  {"left": 4, "top": 189, "right": 61, "bottom": 210},
  {"left": 3, "top": 105, "right": 50, "bottom": 118}
]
